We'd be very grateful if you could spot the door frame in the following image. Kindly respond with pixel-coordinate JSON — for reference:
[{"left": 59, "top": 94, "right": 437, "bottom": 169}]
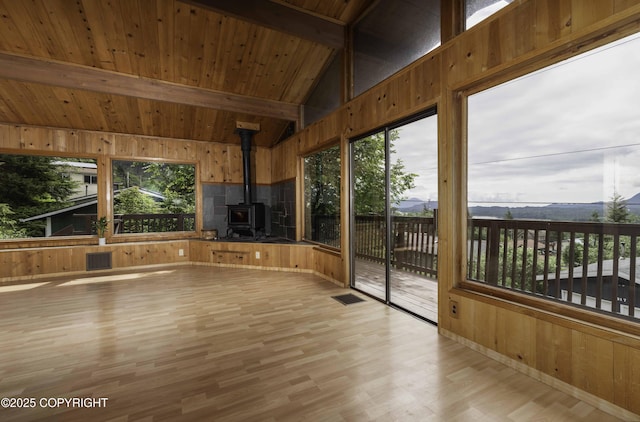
[{"left": 349, "top": 108, "right": 438, "bottom": 324}]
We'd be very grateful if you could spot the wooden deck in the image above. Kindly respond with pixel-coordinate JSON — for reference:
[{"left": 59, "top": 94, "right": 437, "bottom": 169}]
[
  {"left": 354, "top": 258, "right": 439, "bottom": 323},
  {"left": 0, "top": 266, "right": 628, "bottom": 421}
]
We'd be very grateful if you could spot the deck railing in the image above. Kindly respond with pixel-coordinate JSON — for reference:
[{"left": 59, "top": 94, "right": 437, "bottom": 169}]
[
  {"left": 468, "top": 218, "right": 640, "bottom": 319},
  {"left": 309, "top": 215, "right": 340, "bottom": 248},
  {"left": 62, "top": 213, "right": 195, "bottom": 236},
  {"left": 114, "top": 213, "right": 195, "bottom": 233},
  {"left": 352, "top": 214, "right": 640, "bottom": 319},
  {"left": 353, "top": 215, "right": 438, "bottom": 278}
]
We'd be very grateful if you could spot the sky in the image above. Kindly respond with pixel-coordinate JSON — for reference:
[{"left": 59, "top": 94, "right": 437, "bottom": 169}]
[
  {"left": 466, "top": 1, "right": 513, "bottom": 29},
  {"left": 390, "top": 29, "right": 640, "bottom": 209},
  {"left": 391, "top": 115, "right": 438, "bottom": 206},
  {"left": 468, "top": 32, "right": 640, "bottom": 206}
]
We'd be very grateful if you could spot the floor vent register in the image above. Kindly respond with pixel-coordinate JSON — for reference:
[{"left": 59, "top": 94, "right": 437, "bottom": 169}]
[{"left": 332, "top": 293, "right": 365, "bottom": 305}]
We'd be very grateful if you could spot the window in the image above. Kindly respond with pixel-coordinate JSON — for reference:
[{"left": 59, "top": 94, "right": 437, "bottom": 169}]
[
  {"left": 304, "top": 54, "right": 341, "bottom": 127},
  {"left": 467, "top": 33, "right": 640, "bottom": 320},
  {"left": 303, "top": 144, "right": 341, "bottom": 248},
  {"left": 353, "top": 0, "right": 440, "bottom": 96},
  {"left": 0, "top": 155, "right": 98, "bottom": 238},
  {"left": 465, "top": 0, "right": 514, "bottom": 29},
  {"left": 112, "top": 160, "right": 195, "bottom": 234},
  {"left": 84, "top": 174, "right": 98, "bottom": 184}
]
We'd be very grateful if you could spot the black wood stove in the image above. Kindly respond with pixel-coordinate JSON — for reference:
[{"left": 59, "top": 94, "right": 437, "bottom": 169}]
[{"left": 226, "top": 128, "right": 265, "bottom": 238}]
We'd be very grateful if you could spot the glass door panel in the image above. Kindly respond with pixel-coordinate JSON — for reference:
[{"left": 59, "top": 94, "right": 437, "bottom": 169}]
[
  {"left": 351, "top": 131, "right": 387, "bottom": 301},
  {"left": 389, "top": 116, "right": 438, "bottom": 323}
]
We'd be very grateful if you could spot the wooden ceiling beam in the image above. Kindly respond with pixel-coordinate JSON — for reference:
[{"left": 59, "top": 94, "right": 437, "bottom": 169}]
[
  {"left": 180, "top": 0, "right": 344, "bottom": 49},
  {"left": 0, "top": 52, "right": 300, "bottom": 121}
]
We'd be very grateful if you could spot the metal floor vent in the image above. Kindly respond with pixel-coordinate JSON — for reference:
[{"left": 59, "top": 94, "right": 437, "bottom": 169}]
[
  {"left": 332, "top": 293, "right": 365, "bottom": 305},
  {"left": 86, "top": 251, "right": 112, "bottom": 271}
]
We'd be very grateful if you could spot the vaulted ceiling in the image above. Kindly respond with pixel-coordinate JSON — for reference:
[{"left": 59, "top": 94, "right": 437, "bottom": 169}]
[{"left": 0, "top": 0, "right": 372, "bottom": 147}]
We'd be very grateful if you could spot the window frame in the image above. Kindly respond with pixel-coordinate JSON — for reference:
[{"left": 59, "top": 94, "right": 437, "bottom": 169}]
[
  {"left": 457, "top": 29, "right": 640, "bottom": 336},
  {"left": 0, "top": 152, "right": 99, "bottom": 242},
  {"left": 110, "top": 158, "right": 197, "bottom": 237}
]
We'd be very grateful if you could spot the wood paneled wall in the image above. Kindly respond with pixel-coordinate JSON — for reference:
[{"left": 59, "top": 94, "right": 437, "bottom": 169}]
[
  {"left": 0, "top": 122, "right": 272, "bottom": 245},
  {"left": 189, "top": 240, "right": 343, "bottom": 285},
  {"left": 0, "top": 240, "right": 191, "bottom": 281},
  {"left": 439, "top": 1, "right": 640, "bottom": 416},
  {"left": 0, "top": 240, "right": 343, "bottom": 286},
  {"left": 271, "top": 0, "right": 640, "bottom": 417},
  {"left": 0, "top": 123, "right": 272, "bottom": 185},
  {"left": 1, "top": 0, "right": 639, "bottom": 416},
  {"left": 190, "top": 240, "right": 313, "bottom": 271},
  {"left": 0, "top": 122, "right": 344, "bottom": 284}
]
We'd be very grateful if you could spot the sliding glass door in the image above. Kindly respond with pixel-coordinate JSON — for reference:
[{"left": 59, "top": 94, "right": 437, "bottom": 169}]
[
  {"left": 351, "top": 130, "right": 387, "bottom": 301},
  {"left": 351, "top": 111, "right": 438, "bottom": 323},
  {"left": 388, "top": 116, "right": 438, "bottom": 322}
]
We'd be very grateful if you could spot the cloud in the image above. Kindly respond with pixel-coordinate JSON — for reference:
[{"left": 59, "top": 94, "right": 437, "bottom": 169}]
[
  {"left": 468, "top": 33, "right": 640, "bottom": 205},
  {"left": 392, "top": 114, "right": 438, "bottom": 201},
  {"left": 357, "top": 33, "right": 640, "bottom": 211}
]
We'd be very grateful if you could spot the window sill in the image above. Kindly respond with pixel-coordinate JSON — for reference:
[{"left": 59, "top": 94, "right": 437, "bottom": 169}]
[
  {"left": 0, "top": 233, "right": 198, "bottom": 250},
  {"left": 457, "top": 280, "right": 640, "bottom": 340}
]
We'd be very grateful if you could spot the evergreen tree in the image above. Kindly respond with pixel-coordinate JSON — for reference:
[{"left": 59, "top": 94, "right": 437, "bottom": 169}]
[
  {"left": 606, "top": 192, "right": 629, "bottom": 223},
  {"left": 0, "top": 204, "right": 26, "bottom": 239},
  {"left": 0, "top": 155, "right": 77, "bottom": 215},
  {"left": 0, "top": 154, "right": 78, "bottom": 236}
]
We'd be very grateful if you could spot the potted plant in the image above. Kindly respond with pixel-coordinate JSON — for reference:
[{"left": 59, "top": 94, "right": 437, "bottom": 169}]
[{"left": 94, "top": 216, "right": 109, "bottom": 245}]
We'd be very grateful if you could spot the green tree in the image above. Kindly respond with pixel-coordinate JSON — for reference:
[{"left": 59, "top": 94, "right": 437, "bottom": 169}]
[
  {"left": 112, "top": 161, "right": 147, "bottom": 189},
  {"left": 114, "top": 187, "right": 159, "bottom": 215},
  {"left": 606, "top": 192, "right": 629, "bottom": 223},
  {"left": 562, "top": 240, "right": 613, "bottom": 268},
  {"left": 144, "top": 163, "right": 195, "bottom": 212},
  {"left": 353, "top": 130, "right": 417, "bottom": 215},
  {"left": 305, "top": 145, "right": 340, "bottom": 216},
  {"left": 0, "top": 154, "right": 79, "bottom": 236},
  {"left": 0, "top": 203, "right": 27, "bottom": 239},
  {"left": 113, "top": 161, "right": 195, "bottom": 213},
  {"left": 502, "top": 245, "right": 557, "bottom": 293},
  {"left": 420, "top": 202, "right": 434, "bottom": 217},
  {"left": 304, "top": 145, "right": 341, "bottom": 245},
  {"left": 469, "top": 240, "right": 557, "bottom": 294}
]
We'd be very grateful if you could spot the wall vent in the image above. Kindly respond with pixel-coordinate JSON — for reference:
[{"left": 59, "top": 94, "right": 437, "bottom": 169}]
[{"left": 86, "top": 251, "right": 112, "bottom": 271}]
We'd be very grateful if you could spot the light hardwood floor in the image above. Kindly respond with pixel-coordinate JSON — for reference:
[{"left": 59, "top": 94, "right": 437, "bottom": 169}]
[{"left": 0, "top": 266, "right": 627, "bottom": 421}]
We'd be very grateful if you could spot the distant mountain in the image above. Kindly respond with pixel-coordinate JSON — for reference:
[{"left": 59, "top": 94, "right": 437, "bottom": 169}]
[
  {"left": 469, "top": 204, "right": 607, "bottom": 221},
  {"left": 627, "top": 192, "right": 640, "bottom": 208},
  {"left": 396, "top": 198, "right": 438, "bottom": 213},
  {"left": 396, "top": 192, "right": 640, "bottom": 221}
]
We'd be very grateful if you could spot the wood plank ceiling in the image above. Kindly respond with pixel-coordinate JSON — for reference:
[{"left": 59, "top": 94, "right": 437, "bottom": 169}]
[{"left": 0, "top": 0, "right": 371, "bottom": 147}]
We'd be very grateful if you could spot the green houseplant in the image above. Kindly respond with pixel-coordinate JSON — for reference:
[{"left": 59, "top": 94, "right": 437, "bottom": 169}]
[{"left": 94, "top": 216, "right": 109, "bottom": 245}]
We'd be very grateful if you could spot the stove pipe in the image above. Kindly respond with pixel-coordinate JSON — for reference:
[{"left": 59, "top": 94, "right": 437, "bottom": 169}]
[{"left": 237, "top": 128, "right": 256, "bottom": 205}]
